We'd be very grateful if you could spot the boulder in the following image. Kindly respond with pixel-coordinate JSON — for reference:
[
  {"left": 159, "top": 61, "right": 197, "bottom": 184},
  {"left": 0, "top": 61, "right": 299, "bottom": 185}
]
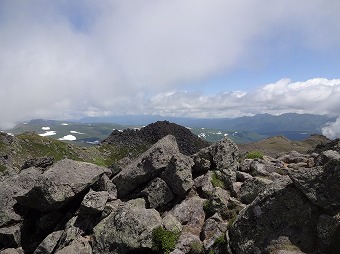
[
  {"left": 317, "top": 213, "right": 340, "bottom": 253},
  {"left": 0, "top": 168, "right": 42, "bottom": 227},
  {"left": 288, "top": 160, "right": 340, "bottom": 213},
  {"left": 15, "top": 159, "right": 108, "bottom": 212},
  {"left": 162, "top": 213, "right": 182, "bottom": 234},
  {"left": 229, "top": 177, "right": 320, "bottom": 254},
  {"left": 92, "top": 201, "right": 162, "bottom": 253},
  {"left": 91, "top": 173, "right": 117, "bottom": 200},
  {"left": 173, "top": 232, "right": 202, "bottom": 254},
  {"left": 161, "top": 154, "right": 194, "bottom": 196},
  {"left": 202, "top": 214, "right": 226, "bottom": 250},
  {"left": 21, "top": 157, "right": 54, "bottom": 170},
  {"left": 55, "top": 237, "right": 92, "bottom": 254},
  {"left": 193, "top": 138, "right": 239, "bottom": 174},
  {"left": 239, "top": 177, "right": 273, "bottom": 204},
  {"left": 33, "top": 230, "right": 63, "bottom": 254},
  {"left": 0, "top": 248, "right": 24, "bottom": 254},
  {"left": 171, "top": 196, "right": 206, "bottom": 236},
  {"left": 315, "top": 150, "right": 340, "bottom": 166},
  {"left": 79, "top": 190, "right": 109, "bottom": 215},
  {"left": 112, "top": 135, "right": 180, "bottom": 198},
  {"left": 140, "top": 177, "right": 174, "bottom": 208}
]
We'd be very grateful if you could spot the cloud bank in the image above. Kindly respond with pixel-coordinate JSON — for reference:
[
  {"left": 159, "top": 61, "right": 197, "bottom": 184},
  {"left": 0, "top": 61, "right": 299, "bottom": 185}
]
[{"left": 1, "top": 1, "right": 340, "bottom": 129}]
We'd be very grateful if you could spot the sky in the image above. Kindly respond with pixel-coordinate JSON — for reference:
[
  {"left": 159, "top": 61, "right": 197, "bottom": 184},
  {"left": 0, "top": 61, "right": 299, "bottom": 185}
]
[{"left": 1, "top": 0, "right": 340, "bottom": 137}]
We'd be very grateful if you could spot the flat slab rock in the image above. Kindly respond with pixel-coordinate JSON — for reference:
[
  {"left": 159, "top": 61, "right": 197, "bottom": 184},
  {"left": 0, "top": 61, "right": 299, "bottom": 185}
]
[{"left": 15, "top": 159, "right": 109, "bottom": 212}]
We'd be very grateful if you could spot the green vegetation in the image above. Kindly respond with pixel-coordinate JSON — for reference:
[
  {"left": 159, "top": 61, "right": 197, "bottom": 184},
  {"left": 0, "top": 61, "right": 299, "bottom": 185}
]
[
  {"left": 210, "top": 172, "right": 225, "bottom": 189},
  {"left": 152, "top": 226, "right": 180, "bottom": 254},
  {"left": 0, "top": 164, "right": 7, "bottom": 173},
  {"left": 245, "top": 150, "right": 263, "bottom": 159},
  {"left": 189, "top": 241, "right": 204, "bottom": 254}
]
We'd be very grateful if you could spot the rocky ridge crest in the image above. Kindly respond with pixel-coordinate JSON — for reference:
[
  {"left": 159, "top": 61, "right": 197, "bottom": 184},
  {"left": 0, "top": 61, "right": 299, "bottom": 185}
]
[{"left": 0, "top": 126, "right": 340, "bottom": 254}]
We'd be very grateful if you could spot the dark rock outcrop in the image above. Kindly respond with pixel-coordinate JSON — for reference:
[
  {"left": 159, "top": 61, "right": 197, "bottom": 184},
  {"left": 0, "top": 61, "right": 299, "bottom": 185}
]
[{"left": 102, "top": 120, "right": 210, "bottom": 155}]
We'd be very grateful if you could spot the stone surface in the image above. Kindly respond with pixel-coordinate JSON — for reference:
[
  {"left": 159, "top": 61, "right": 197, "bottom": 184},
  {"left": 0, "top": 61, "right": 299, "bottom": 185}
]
[
  {"left": 0, "top": 167, "right": 42, "bottom": 227},
  {"left": 80, "top": 189, "right": 109, "bottom": 214},
  {"left": 21, "top": 157, "right": 54, "bottom": 170},
  {"left": 229, "top": 177, "right": 319, "bottom": 254},
  {"left": 171, "top": 196, "right": 206, "bottom": 236},
  {"left": 288, "top": 160, "right": 340, "bottom": 212},
  {"left": 161, "top": 154, "right": 194, "bottom": 196},
  {"left": 162, "top": 213, "right": 182, "bottom": 234},
  {"left": 317, "top": 213, "right": 340, "bottom": 253},
  {"left": 93, "top": 202, "right": 162, "bottom": 253},
  {"left": 112, "top": 135, "right": 180, "bottom": 198},
  {"left": 239, "top": 177, "right": 272, "bottom": 204},
  {"left": 33, "top": 230, "right": 63, "bottom": 254},
  {"left": 55, "top": 237, "right": 92, "bottom": 254},
  {"left": 141, "top": 177, "right": 174, "bottom": 208},
  {"left": 15, "top": 159, "right": 108, "bottom": 212},
  {"left": 92, "top": 173, "right": 117, "bottom": 200}
]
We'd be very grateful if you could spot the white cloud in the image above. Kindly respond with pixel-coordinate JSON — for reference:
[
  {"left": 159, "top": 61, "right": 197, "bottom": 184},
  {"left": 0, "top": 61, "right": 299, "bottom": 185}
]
[
  {"left": 0, "top": 1, "right": 340, "bottom": 128},
  {"left": 322, "top": 117, "right": 340, "bottom": 139}
]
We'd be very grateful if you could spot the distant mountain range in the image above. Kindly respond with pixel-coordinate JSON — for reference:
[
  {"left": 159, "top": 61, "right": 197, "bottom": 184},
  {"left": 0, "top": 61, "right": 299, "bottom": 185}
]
[
  {"left": 78, "top": 113, "right": 335, "bottom": 140},
  {"left": 2, "top": 113, "right": 335, "bottom": 145}
]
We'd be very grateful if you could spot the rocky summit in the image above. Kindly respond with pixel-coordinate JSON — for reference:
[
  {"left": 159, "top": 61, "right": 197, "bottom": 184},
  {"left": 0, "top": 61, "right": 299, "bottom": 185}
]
[{"left": 0, "top": 122, "right": 340, "bottom": 254}]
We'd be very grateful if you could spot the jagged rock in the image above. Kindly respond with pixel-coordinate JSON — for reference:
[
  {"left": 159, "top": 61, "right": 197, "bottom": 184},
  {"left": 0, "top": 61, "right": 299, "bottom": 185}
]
[
  {"left": 193, "top": 172, "right": 214, "bottom": 197},
  {"left": 205, "top": 187, "right": 231, "bottom": 219},
  {"left": 171, "top": 196, "right": 206, "bottom": 236},
  {"left": 317, "top": 213, "right": 340, "bottom": 253},
  {"left": 236, "top": 171, "right": 252, "bottom": 182},
  {"left": 33, "top": 230, "right": 63, "bottom": 254},
  {"left": 315, "top": 150, "right": 340, "bottom": 166},
  {"left": 265, "top": 236, "right": 306, "bottom": 254},
  {"left": 239, "top": 177, "right": 273, "bottom": 204},
  {"left": 0, "top": 248, "right": 24, "bottom": 254},
  {"left": 112, "top": 135, "right": 180, "bottom": 198},
  {"left": 288, "top": 160, "right": 340, "bottom": 213},
  {"left": 229, "top": 177, "right": 319, "bottom": 254},
  {"left": 161, "top": 154, "right": 194, "bottom": 196},
  {"left": 55, "top": 237, "right": 92, "bottom": 254},
  {"left": 249, "top": 160, "right": 270, "bottom": 177},
  {"left": 173, "top": 232, "right": 202, "bottom": 254},
  {"left": 277, "top": 151, "right": 309, "bottom": 164},
  {"left": 0, "top": 223, "right": 22, "bottom": 249},
  {"left": 15, "top": 159, "right": 108, "bottom": 212},
  {"left": 202, "top": 214, "right": 225, "bottom": 250},
  {"left": 0, "top": 167, "right": 42, "bottom": 227},
  {"left": 92, "top": 174, "right": 117, "bottom": 200},
  {"left": 79, "top": 189, "right": 109, "bottom": 214},
  {"left": 92, "top": 201, "right": 162, "bottom": 253},
  {"left": 193, "top": 138, "right": 238, "bottom": 174},
  {"left": 162, "top": 213, "right": 182, "bottom": 234},
  {"left": 21, "top": 157, "right": 54, "bottom": 170},
  {"left": 141, "top": 177, "right": 174, "bottom": 208}
]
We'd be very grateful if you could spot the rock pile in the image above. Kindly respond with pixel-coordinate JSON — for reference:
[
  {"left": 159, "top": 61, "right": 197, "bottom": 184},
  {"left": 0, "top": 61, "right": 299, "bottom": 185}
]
[{"left": 1, "top": 133, "right": 340, "bottom": 254}]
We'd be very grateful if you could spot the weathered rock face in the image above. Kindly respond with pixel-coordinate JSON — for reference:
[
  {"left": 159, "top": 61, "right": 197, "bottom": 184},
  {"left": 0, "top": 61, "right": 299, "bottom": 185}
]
[
  {"left": 15, "top": 159, "right": 109, "bottom": 212},
  {"left": 289, "top": 160, "right": 340, "bottom": 213},
  {"left": 92, "top": 200, "right": 162, "bottom": 253},
  {"left": 141, "top": 177, "right": 174, "bottom": 208},
  {"left": 229, "top": 177, "right": 320, "bottom": 254},
  {"left": 0, "top": 167, "right": 42, "bottom": 227},
  {"left": 112, "top": 135, "right": 180, "bottom": 198}
]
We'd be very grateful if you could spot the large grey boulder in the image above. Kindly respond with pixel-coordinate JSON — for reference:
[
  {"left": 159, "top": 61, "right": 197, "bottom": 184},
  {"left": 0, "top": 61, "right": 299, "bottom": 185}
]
[
  {"left": 193, "top": 138, "right": 239, "bottom": 173},
  {"left": 288, "top": 160, "right": 340, "bottom": 213},
  {"left": 0, "top": 168, "right": 42, "bottom": 227},
  {"left": 55, "top": 237, "right": 92, "bottom": 254},
  {"left": 171, "top": 196, "right": 206, "bottom": 236},
  {"left": 317, "top": 213, "right": 340, "bottom": 253},
  {"left": 140, "top": 177, "right": 174, "bottom": 208},
  {"left": 92, "top": 201, "right": 162, "bottom": 253},
  {"left": 112, "top": 135, "right": 180, "bottom": 198},
  {"left": 239, "top": 177, "right": 272, "bottom": 204},
  {"left": 15, "top": 159, "right": 108, "bottom": 212},
  {"left": 161, "top": 154, "right": 194, "bottom": 196},
  {"left": 229, "top": 177, "right": 319, "bottom": 254},
  {"left": 33, "top": 230, "right": 63, "bottom": 254},
  {"left": 79, "top": 190, "right": 109, "bottom": 215}
]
